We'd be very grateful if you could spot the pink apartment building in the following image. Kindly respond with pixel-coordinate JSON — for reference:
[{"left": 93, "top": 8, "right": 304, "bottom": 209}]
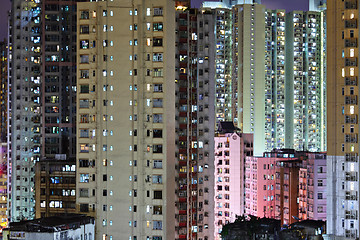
[
  {"left": 245, "top": 149, "right": 327, "bottom": 226},
  {"left": 213, "top": 122, "right": 253, "bottom": 240},
  {"left": 245, "top": 155, "right": 277, "bottom": 219}
]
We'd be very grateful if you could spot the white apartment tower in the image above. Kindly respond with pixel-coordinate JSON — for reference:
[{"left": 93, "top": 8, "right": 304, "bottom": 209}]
[
  {"left": 285, "top": 11, "right": 326, "bottom": 152},
  {"left": 232, "top": 4, "right": 266, "bottom": 156},
  {"left": 264, "top": 9, "right": 286, "bottom": 150},
  {"left": 76, "top": 1, "right": 175, "bottom": 240}
]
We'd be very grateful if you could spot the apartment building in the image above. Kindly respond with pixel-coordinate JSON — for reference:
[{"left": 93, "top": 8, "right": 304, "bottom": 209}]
[
  {"left": 264, "top": 9, "right": 286, "bottom": 151},
  {"left": 0, "top": 143, "right": 7, "bottom": 229},
  {"left": 8, "top": 0, "right": 78, "bottom": 221},
  {"left": 202, "top": 1, "right": 266, "bottom": 156},
  {"left": 0, "top": 40, "right": 7, "bottom": 143},
  {"left": 174, "top": 6, "right": 216, "bottom": 240},
  {"left": 245, "top": 155, "right": 277, "bottom": 219},
  {"left": 34, "top": 158, "right": 76, "bottom": 219},
  {"left": 213, "top": 122, "right": 253, "bottom": 240},
  {"left": 327, "top": 0, "right": 360, "bottom": 239},
  {"left": 285, "top": 11, "right": 326, "bottom": 152},
  {"left": 202, "top": 1, "right": 326, "bottom": 155},
  {"left": 76, "top": 1, "right": 175, "bottom": 240},
  {"left": 0, "top": 40, "right": 8, "bottom": 229},
  {"left": 245, "top": 150, "right": 327, "bottom": 226},
  {"left": 309, "top": 0, "right": 327, "bottom": 11},
  {"left": 298, "top": 153, "right": 327, "bottom": 221}
]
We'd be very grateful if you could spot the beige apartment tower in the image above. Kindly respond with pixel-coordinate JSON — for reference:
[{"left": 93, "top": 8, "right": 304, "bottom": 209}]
[
  {"left": 76, "top": 1, "right": 175, "bottom": 240},
  {"left": 327, "top": 0, "right": 360, "bottom": 239}
]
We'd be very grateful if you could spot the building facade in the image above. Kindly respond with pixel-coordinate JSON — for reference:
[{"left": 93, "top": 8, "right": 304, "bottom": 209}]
[
  {"left": 3, "top": 215, "right": 94, "bottom": 240},
  {"left": 245, "top": 150, "right": 327, "bottom": 226},
  {"left": 174, "top": 7, "right": 216, "bottom": 240},
  {"left": 327, "top": 0, "right": 360, "bottom": 239},
  {"left": 202, "top": 1, "right": 327, "bottom": 155},
  {"left": 76, "top": 1, "right": 175, "bottom": 240},
  {"left": 285, "top": 11, "right": 326, "bottom": 152},
  {"left": 8, "top": 0, "right": 78, "bottom": 221},
  {"left": 214, "top": 127, "right": 253, "bottom": 239},
  {"left": 34, "top": 158, "right": 76, "bottom": 219}
]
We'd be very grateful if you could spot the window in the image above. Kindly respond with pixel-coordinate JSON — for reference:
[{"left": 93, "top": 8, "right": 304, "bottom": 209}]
[
  {"left": 153, "top": 221, "right": 162, "bottom": 230},
  {"left": 153, "top": 99, "right": 163, "bottom": 108},
  {"left": 350, "top": 48, "right": 355, "bottom": 57},
  {"left": 154, "top": 191, "right": 162, "bottom": 199},
  {"left": 153, "top": 23, "right": 163, "bottom": 31},
  {"left": 153, "top": 38, "right": 163, "bottom": 47},
  {"left": 154, "top": 7, "right": 163, "bottom": 16},
  {"left": 153, "top": 68, "right": 163, "bottom": 77},
  {"left": 80, "top": 85, "right": 89, "bottom": 93},
  {"left": 152, "top": 175, "right": 162, "bottom": 184},
  {"left": 318, "top": 179, "right": 323, "bottom": 186},
  {"left": 103, "top": 190, "right": 107, "bottom": 196},
  {"left": 80, "top": 25, "right": 89, "bottom": 34},
  {"left": 80, "top": 10, "right": 89, "bottom": 19},
  {"left": 153, "top": 160, "right": 162, "bottom": 169},
  {"left": 79, "top": 188, "right": 89, "bottom": 197},
  {"left": 154, "top": 84, "right": 163, "bottom": 92},
  {"left": 318, "top": 192, "right": 323, "bottom": 199},
  {"left": 153, "top": 129, "right": 163, "bottom": 138},
  {"left": 153, "top": 145, "right": 163, "bottom": 153},
  {"left": 80, "top": 114, "right": 89, "bottom": 123},
  {"left": 153, "top": 205, "right": 162, "bottom": 215},
  {"left": 80, "top": 69, "right": 89, "bottom": 79},
  {"left": 80, "top": 144, "right": 89, "bottom": 153},
  {"left": 153, "top": 53, "right": 163, "bottom": 62},
  {"left": 79, "top": 159, "right": 89, "bottom": 167},
  {"left": 153, "top": 114, "right": 163, "bottom": 123},
  {"left": 80, "top": 129, "right": 89, "bottom": 138},
  {"left": 80, "top": 55, "right": 89, "bottom": 63},
  {"left": 80, "top": 174, "right": 89, "bottom": 183},
  {"left": 80, "top": 40, "right": 89, "bottom": 49},
  {"left": 79, "top": 99, "right": 89, "bottom": 108}
]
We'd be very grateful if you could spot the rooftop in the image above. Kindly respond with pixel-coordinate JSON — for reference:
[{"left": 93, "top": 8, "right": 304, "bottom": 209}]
[{"left": 6, "top": 214, "right": 94, "bottom": 233}]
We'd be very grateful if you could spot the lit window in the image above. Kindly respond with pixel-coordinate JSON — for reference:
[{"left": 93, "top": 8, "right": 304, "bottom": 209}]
[
  {"left": 350, "top": 105, "right": 355, "bottom": 114},
  {"left": 146, "top": 8, "right": 151, "bottom": 16},
  {"left": 147, "top": 23, "right": 151, "bottom": 30},
  {"left": 350, "top": 49, "right": 355, "bottom": 57},
  {"left": 350, "top": 68, "right": 355, "bottom": 76}
]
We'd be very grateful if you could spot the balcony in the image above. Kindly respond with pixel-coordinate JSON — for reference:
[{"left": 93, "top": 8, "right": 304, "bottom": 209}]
[
  {"left": 345, "top": 77, "right": 358, "bottom": 86},
  {"left": 345, "top": 210, "right": 358, "bottom": 219},
  {"left": 345, "top": 172, "right": 358, "bottom": 181},
  {"left": 345, "top": 95, "right": 358, "bottom": 105},
  {"left": 345, "top": 153, "right": 358, "bottom": 162}
]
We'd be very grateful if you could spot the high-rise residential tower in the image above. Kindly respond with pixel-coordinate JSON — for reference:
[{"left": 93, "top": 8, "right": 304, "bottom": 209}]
[
  {"left": 202, "top": 1, "right": 267, "bottom": 156},
  {"left": 76, "top": 1, "right": 175, "bottom": 239},
  {"left": 232, "top": 4, "right": 266, "bottom": 156},
  {"left": 8, "top": 0, "right": 78, "bottom": 221},
  {"left": 174, "top": 7, "right": 216, "bottom": 240},
  {"left": 264, "top": 9, "right": 286, "bottom": 150},
  {"left": 327, "top": 0, "right": 360, "bottom": 239},
  {"left": 285, "top": 11, "right": 326, "bottom": 152}
]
